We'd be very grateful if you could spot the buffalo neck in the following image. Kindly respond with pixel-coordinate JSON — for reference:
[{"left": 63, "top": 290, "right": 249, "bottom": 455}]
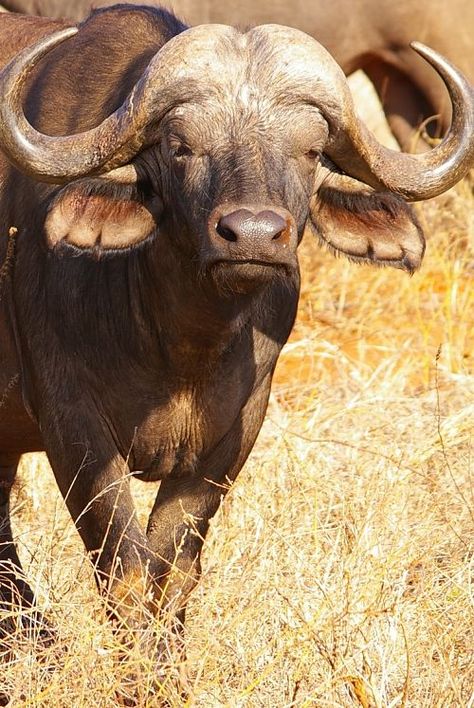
[{"left": 135, "top": 240, "right": 265, "bottom": 373}]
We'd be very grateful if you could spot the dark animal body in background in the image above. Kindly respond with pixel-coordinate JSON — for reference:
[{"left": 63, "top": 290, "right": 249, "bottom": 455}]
[
  {"left": 0, "top": 5, "right": 473, "bottom": 654},
  {"left": 1, "top": 0, "right": 473, "bottom": 149}
]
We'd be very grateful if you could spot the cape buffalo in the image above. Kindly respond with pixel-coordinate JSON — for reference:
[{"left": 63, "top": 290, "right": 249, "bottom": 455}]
[
  {"left": 0, "top": 0, "right": 473, "bottom": 150},
  {"left": 0, "top": 5, "right": 473, "bottom": 642}
]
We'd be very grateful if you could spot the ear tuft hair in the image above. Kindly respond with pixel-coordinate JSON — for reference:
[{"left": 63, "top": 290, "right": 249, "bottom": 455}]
[
  {"left": 309, "top": 165, "right": 425, "bottom": 273},
  {"left": 45, "top": 177, "right": 162, "bottom": 256}
]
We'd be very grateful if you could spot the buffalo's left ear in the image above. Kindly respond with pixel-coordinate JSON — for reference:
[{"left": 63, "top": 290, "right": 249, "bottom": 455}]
[
  {"left": 45, "top": 171, "right": 162, "bottom": 254},
  {"left": 308, "top": 159, "right": 425, "bottom": 273}
]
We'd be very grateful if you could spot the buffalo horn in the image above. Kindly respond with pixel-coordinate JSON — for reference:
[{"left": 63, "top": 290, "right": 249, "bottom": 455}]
[
  {"left": 0, "top": 25, "right": 473, "bottom": 197},
  {"left": 0, "top": 24, "right": 231, "bottom": 183},
  {"left": 0, "top": 28, "right": 150, "bottom": 182},
  {"left": 323, "top": 42, "right": 474, "bottom": 200}
]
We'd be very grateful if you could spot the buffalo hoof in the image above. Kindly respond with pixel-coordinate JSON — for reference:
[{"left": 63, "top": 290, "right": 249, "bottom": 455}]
[{"left": 112, "top": 621, "right": 189, "bottom": 706}]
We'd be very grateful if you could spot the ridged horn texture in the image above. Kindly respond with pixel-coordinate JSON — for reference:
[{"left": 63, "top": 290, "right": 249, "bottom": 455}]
[
  {"left": 0, "top": 24, "right": 232, "bottom": 184},
  {"left": 0, "top": 23, "right": 473, "bottom": 198},
  {"left": 326, "top": 42, "right": 474, "bottom": 200},
  {"left": 0, "top": 27, "right": 146, "bottom": 183},
  {"left": 248, "top": 25, "right": 474, "bottom": 201}
]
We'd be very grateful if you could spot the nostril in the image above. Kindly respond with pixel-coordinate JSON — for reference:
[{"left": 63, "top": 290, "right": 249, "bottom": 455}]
[
  {"left": 257, "top": 211, "right": 287, "bottom": 241},
  {"left": 216, "top": 209, "right": 253, "bottom": 242},
  {"left": 272, "top": 227, "right": 286, "bottom": 241},
  {"left": 216, "top": 220, "right": 238, "bottom": 242}
]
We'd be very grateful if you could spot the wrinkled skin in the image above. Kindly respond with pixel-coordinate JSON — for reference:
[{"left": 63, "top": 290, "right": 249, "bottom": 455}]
[
  {"left": 0, "top": 6, "right": 429, "bottom": 647},
  {"left": 1, "top": 0, "right": 473, "bottom": 149}
]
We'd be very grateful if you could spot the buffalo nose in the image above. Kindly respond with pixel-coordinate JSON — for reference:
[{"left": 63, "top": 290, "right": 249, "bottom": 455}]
[
  {"left": 209, "top": 204, "right": 297, "bottom": 266},
  {"left": 216, "top": 209, "right": 288, "bottom": 245}
]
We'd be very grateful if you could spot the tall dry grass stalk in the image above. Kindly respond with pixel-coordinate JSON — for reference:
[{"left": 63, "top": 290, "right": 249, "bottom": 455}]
[{"left": 1, "top": 76, "right": 473, "bottom": 706}]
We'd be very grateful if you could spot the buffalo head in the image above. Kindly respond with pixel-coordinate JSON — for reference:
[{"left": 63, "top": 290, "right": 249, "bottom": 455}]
[{"left": 0, "top": 23, "right": 473, "bottom": 291}]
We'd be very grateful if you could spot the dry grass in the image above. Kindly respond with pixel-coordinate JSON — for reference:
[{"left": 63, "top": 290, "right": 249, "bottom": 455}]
[{"left": 1, "top": 76, "right": 473, "bottom": 706}]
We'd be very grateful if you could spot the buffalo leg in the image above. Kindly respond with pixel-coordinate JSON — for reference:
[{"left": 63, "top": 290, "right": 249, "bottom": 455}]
[
  {"left": 43, "top": 425, "right": 158, "bottom": 629},
  {"left": 0, "top": 456, "right": 36, "bottom": 616},
  {"left": 146, "top": 475, "right": 226, "bottom": 627},
  {"left": 146, "top": 383, "right": 272, "bottom": 626}
]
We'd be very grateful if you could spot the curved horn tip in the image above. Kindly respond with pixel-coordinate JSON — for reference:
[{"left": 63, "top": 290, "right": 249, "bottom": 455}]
[
  {"left": 33, "top": 26, "right": 79, "bottom": 52},
  {"left": 4, "top": 26, "right": 79, "bottom": 74},
  {"left": 409, "top": 41, "right": 447, "bottom": 67},
  {"left": 409, "top": 40, "right": 430, "bottom": 54},
  {"left": 409, "top": 41, "right": 460, "bottom": 73},
  {"left": 27, "top": 26, "right": 79, "bottom": 49},
  {"left": 46, "top": 26, "right": 78, "bottom": 38}
]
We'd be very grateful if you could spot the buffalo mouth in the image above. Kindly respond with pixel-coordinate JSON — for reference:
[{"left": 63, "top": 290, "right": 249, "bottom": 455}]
[
  {"left": 213, "top": 257, "right": 292, "bottom": 268},
  {"left": 207, "top": 257, "right": 297, "bottom": 292}
]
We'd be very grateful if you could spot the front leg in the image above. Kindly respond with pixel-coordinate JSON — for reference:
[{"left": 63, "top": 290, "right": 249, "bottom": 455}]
[
  {"left": 146, "top": 381, "right": 272, "bottom": 625},
  {"left": 0, "top": 456, "right": 34, "bottom": 611},
  {"left": 41, "top": 409, "right": 157, "bottom": 628}
]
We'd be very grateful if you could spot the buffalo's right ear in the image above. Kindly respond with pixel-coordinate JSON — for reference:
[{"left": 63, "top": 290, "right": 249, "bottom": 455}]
[
  {"left": 309, "top": 158, "right": 425, "bottom": 273},
  {"left": 45, "top": 170, "right": 162, "bottom": 254}
]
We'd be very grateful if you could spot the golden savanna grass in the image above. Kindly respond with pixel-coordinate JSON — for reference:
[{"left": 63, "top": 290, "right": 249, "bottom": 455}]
[{"left": 1, "top": 74, "right": 473, "bottom": 706}]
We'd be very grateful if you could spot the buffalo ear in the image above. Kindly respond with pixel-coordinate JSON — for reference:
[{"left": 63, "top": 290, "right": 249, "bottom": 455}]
[
  {"left": 45, "top": 177, "right": 162, "bottom": 254},
  {"left": 309, "top": 160, "right": 425, "bottom": 273}
]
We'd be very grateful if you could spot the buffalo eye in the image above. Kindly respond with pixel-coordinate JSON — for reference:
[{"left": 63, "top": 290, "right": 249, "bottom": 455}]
[
  {"left": 305, "top": 149, "right": 321, "bottom": 162},
  {"left": 173, "top": 144, "right": 193, "bottom": 158},
  {"left": 168, "top": 137, "right": 194, "bottom": 159}
]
